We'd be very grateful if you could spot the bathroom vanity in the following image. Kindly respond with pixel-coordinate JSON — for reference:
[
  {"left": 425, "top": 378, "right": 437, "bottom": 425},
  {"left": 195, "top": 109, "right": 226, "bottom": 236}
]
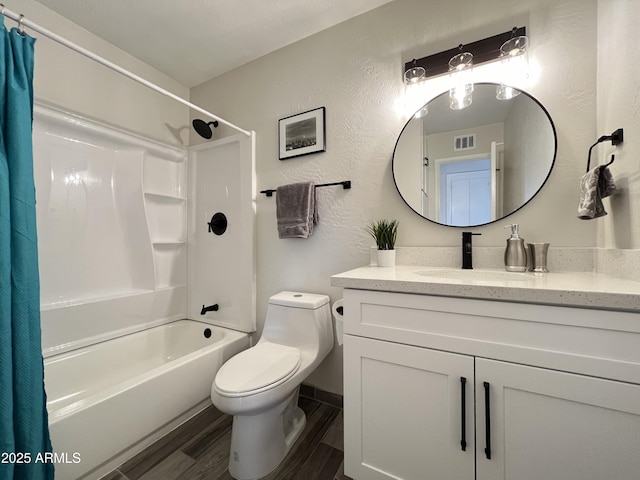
[{"left": 332, "top": 266, "right": 640, "bottom": 480}]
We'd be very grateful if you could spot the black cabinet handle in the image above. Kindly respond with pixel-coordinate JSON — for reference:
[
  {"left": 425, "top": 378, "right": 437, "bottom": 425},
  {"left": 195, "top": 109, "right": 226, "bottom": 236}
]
[
  {"left": 460, "top": 377, "right": 467, "bottom": 451},
  {"left": 484, "top": 381, "right": 492, "bottom": 460}
]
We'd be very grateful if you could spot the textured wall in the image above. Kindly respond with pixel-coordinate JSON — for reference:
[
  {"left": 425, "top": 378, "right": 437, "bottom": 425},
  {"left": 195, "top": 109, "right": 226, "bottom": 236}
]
[
  {"left": 12, "top": 0, "right": 189, "bottom": 144},
  {"left": 191, "top": 0, "right": 598, "bottom": 394},
  {"left": 597, "top": 0, "right": 640, "bottom": 249}
]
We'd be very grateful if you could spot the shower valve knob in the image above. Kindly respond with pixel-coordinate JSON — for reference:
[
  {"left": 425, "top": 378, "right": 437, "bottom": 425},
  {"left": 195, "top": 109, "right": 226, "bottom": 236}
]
[{"left": 207, "top": 212, "right": 227, "bottom": 235}]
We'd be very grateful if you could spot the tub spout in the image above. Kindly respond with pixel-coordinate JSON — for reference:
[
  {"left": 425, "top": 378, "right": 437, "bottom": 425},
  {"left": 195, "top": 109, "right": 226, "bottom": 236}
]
[{"left": 201, "top": 304, "right": 219, "bottom": 315}]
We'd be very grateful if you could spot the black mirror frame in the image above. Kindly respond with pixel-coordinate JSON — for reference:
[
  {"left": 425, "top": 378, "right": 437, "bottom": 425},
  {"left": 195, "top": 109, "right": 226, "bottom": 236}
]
[{"left": 392, "top": 83, "right": 558, "bottom": 228}]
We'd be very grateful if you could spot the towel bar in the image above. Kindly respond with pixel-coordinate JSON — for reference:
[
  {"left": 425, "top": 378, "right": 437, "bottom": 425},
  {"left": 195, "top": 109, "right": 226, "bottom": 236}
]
[{"left": 260, "top": 180, "right": 351, "bottom": 197}]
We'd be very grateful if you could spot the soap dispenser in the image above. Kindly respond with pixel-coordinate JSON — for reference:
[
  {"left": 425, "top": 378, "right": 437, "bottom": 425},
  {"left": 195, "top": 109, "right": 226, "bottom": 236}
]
[{"left": 504, "top": 224, "right": 527, "bottom": 272}]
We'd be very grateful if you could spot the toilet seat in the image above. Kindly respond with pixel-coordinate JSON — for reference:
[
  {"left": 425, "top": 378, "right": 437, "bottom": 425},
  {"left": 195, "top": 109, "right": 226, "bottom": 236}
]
[{"left": 214, "top": 343, "right": 301, "bottom": 397}]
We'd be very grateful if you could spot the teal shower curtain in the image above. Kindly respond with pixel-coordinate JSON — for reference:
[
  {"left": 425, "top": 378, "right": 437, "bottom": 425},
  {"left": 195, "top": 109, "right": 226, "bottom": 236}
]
[{"left": 0, "top": 19, "right": 54, "bottom": 480}]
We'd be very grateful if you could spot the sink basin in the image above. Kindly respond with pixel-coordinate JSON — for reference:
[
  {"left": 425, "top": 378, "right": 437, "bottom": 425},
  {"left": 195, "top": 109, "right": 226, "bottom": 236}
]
[{"left": 414, "top": 269, "right": 532, "bottom": 282}]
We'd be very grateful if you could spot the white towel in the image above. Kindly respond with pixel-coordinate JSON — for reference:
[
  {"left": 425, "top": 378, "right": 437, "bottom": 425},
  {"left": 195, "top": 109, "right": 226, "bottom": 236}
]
[
  {"left": 276, "top": 181, "right": 318, "bottom": 238},
  {"left": 578, "top": 166, "right": 616, "bottom": 219}
]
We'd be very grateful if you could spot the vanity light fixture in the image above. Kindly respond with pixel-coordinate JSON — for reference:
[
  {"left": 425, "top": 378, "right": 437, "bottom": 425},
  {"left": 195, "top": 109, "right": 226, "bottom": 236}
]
[
  {"left": 448, "top": 47, "right": 474, "bottom": 109},
  {"left": 403, "top": 59, "right": 429, "bottom": 118},
  {"left": 404, "top": 59, "right": 426, "bottom": 84},
  {"left": 496, "top": 31, "right": 529, "bottom": 100},
  {"left": 402, "top": 26, "right": 527, "bottom": 106}
]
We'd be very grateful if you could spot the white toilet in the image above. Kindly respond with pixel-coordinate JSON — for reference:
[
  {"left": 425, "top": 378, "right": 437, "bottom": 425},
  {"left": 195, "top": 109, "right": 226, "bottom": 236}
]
[{"left": 211, "top": 291, "right": 334, "bottom": 480}]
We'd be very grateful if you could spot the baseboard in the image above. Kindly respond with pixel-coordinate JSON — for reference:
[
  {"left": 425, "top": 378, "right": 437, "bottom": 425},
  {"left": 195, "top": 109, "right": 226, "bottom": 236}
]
[{"left": 300, "top": 384, "right": 343, "bottom": 408}]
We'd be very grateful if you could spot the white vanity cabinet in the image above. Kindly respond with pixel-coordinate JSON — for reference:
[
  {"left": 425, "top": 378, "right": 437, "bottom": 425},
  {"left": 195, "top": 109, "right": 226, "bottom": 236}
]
[
  {"left": 344, "top": 335, "right": 475, "bottom": 480},
  {"left": 475, "top": 358, "right": 640, "bottom": 480},
  {"left": 342, "top": 288, "right": 640, "bottom": 480}
]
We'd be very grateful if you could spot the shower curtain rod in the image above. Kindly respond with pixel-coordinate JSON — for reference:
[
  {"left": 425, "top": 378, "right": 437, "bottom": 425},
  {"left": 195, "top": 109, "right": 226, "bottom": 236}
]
[{"left": 1, "top": 5, "right": 251, "bottom": 137}]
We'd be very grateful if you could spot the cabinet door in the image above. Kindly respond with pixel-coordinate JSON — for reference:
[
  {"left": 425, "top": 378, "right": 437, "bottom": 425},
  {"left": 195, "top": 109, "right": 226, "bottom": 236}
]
[
  {"left": 476, "top": 358, "right": 640, "bottom": 480},
  {"left": 344, "top": 335, "right": 474, "bottom": 480}
]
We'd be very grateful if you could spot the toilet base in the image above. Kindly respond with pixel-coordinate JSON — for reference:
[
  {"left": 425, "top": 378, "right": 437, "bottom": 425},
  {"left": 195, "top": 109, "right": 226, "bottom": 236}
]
[{"left": 228, "top": 388, "right": 306, "bottom": 480}]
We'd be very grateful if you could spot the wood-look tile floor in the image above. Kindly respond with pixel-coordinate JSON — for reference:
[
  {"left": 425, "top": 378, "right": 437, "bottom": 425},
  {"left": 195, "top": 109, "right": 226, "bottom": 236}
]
[{"left": 100, "top": 396, "right": 351, "bottom": 480}]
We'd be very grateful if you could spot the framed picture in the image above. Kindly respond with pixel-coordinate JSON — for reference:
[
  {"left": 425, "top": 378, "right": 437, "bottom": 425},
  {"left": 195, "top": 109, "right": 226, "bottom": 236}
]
[{"left": 279, "top": 107, "right": 326, "bottom": 160}]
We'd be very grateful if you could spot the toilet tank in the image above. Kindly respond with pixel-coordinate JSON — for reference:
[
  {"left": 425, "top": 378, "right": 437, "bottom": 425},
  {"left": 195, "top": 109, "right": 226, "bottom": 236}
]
[{"left": 261, "top": 291, "right": 333, "bottom": 355}]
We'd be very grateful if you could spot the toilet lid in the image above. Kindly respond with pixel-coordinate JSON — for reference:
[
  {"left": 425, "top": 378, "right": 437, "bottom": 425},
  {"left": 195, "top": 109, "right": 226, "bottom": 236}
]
[{"left": 215, "top": 343, "right": 301, "bottom": 395}]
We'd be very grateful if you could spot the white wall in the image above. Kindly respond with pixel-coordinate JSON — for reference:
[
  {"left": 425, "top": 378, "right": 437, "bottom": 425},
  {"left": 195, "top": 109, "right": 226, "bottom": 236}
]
[
  {"left": 393, "top": 117, "right": 422, "bottom": 211},
  {"left": 503, "top": 94, "right": 555, "bottom": 212},
  {"left": 191, "top": 0, "right": 597, "bottom": 394},
  {"left": 597, "top": 0, "right": 640, "bottom": 249},
  {"left": 12, "top": 0, "right": 189, "bottom": 144},
  {"left": 427, "top": 123, "right": 503, "bottom": 159}
]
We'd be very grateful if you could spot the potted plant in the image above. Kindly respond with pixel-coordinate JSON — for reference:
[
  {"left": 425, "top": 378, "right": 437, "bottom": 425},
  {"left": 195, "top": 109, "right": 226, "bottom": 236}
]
[{"left": 366, "top": 219, "right": 398, "bottom": 267}]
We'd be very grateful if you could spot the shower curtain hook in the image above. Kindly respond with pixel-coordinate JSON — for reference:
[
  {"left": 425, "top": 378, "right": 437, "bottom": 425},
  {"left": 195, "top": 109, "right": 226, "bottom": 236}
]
[
  {"left": 1, "top": 4, "right": 5, "bottom": 15},
  {"left": 18, "top": 14, "right": 25, "bottom": 35}
]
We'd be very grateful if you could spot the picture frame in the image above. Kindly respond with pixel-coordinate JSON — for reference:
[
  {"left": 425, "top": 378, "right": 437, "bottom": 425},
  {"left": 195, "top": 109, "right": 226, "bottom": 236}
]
[{"left": 278, "top": 107, "right": 326, "bottom": 160}]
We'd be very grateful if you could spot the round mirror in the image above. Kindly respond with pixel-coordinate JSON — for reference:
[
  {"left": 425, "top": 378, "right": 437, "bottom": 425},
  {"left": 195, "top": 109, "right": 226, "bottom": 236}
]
[{"left": 392, "top": 83, "right": 557, "bottom": 227}]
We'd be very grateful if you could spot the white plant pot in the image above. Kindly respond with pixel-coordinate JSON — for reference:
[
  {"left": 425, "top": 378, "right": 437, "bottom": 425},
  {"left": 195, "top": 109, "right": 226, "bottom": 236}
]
[{"left": 376, "top": 249, "right": 396, "bottom": 267}]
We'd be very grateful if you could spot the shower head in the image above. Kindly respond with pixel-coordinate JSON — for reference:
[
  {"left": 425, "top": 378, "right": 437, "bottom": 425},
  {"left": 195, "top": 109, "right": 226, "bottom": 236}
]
[{"left": 192, "top": 119, "right": 219, "bottom": 139}]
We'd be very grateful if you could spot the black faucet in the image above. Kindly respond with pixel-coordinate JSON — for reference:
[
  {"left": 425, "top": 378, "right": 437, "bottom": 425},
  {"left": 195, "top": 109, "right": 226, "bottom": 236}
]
[
  {"left": 201, "top": 304, "right": 219, "bottom": 315},
  {"left": 461, "top": 232, "right": 481, "bottom": 269}
]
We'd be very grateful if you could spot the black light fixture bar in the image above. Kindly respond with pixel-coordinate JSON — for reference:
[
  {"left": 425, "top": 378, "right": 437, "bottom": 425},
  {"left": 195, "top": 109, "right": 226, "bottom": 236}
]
[{"left": 404, "top": 26, "right": 526, "bottom": 81}]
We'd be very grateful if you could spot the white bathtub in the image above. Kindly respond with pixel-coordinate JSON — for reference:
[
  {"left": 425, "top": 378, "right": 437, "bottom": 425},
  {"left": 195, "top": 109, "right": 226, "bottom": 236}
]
[{"left": 44, "top": 320, "right": 250, "bottom": 479}]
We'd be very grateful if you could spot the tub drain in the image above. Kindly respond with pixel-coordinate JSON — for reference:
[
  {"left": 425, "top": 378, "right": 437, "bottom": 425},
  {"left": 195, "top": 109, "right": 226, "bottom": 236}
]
[{"left": 204, "top": 328, "right": 212, "bottom": 339}]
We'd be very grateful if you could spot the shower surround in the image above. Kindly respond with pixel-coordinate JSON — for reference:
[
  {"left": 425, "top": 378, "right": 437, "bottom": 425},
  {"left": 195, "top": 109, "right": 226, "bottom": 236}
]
[
  {"left": 33, "top": 103, "right": 256, "bottom": 478},
  {"left": 34, "top": 103, "right": 188, "bottom": 352}
]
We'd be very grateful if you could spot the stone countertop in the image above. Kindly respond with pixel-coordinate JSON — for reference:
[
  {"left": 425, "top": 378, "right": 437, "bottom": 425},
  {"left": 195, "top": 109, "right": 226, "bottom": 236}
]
[{"left": 331, "top": 266, "right": 640, "bottom": 312}]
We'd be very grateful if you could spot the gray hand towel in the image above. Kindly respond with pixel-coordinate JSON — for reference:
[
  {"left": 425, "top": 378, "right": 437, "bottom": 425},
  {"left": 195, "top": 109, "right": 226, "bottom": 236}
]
[
  {"left": 578, "top": 165, "right": 616, "bottom": 219},
  {"left": 276, "top": 181, "right": 318, "bottom": 238}
]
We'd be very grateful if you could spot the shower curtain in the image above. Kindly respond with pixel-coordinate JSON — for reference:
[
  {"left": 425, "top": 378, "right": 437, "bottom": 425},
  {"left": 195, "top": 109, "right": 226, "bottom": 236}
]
[{"left": 0, "top": 20, "right": 54, "bottom": 480}]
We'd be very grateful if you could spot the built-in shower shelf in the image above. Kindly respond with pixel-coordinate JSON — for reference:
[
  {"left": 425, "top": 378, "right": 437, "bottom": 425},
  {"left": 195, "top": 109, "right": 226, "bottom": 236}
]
[
  {"left": 152, "top": 240, "right": 185, "bottom": 245},
  {"left": 145, "top": 193, "right": 186, "bottom": 245},
  {"left": 143, "top": 192, "right": 186, "bottom": 202},
  {"left": 154, "top": 285, "right": 186, "bottom": 293}
]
